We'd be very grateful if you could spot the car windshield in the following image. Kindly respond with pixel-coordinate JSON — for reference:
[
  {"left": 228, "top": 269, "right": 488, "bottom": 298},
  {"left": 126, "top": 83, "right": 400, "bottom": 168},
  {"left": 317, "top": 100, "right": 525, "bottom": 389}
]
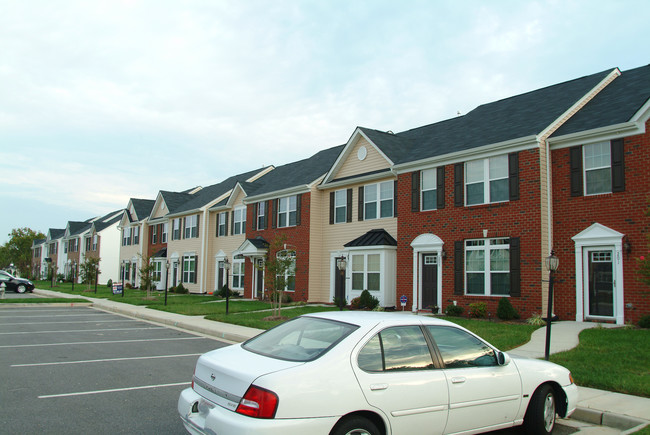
[{"left": 243, "top": 316, "right": 358, "bottom": 362}]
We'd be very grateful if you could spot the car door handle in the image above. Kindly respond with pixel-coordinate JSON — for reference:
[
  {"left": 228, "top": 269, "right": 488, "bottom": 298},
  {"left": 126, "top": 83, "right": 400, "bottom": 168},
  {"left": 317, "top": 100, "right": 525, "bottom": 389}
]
[
  {"left": 451, "top": 377, "right": 466, "bottom": 384},
  {"left": 370, "top": 383, "right": 388, "bottom": 391}
]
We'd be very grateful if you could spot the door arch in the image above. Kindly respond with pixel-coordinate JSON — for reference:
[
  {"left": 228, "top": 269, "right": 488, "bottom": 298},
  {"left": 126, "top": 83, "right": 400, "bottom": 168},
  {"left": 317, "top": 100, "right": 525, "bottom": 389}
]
[{"left": 410, "top": 234, "right": 445, "bottom": 312}]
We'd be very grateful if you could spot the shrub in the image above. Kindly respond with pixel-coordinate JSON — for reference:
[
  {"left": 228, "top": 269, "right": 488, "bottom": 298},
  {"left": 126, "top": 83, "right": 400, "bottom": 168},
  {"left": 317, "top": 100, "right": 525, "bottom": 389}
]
[
  {"left": 497, "top": 298, "right": 519, "bottom": 320},
  {"left": 175, "top": 283, "right": 188, "bottom": 294},
  {"left": 468, "top": 302, "right": 488, "bottom": 318},
  {"left": 527, "top": 313, "right": 545, "bottom": 326},
  {"left": 124, "top": 283, "right": 133, "bottom": 289},
  {"left": 349, "top": 297, "right": 361, "bottom": 310},
  {"left": 359, "top": 290, "right": 379, "bottom": 310},
  {"left": 106, "top": 279, "right": 113, "bottom": 289},
  {"left": 639, "top": 314, "right": 650, "bottom": 329},
  {"left": 217, "top": 285, "right": 237, "bottom": 298},
  {"left": 445, "top": 304, "right": 464, "bottom": 317}
]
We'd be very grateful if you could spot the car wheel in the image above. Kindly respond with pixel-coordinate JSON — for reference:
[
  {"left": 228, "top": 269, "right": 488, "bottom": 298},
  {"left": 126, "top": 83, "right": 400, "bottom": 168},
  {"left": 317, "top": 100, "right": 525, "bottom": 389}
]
[
  {"left": 524, "top": 384, "right": 556, "bottom": 435},
  {"left": 16, "top": 284, "right": 27, "bottom": 294},
  {"left": 330, "top": 416, "right": 380, "bottom": 435}
]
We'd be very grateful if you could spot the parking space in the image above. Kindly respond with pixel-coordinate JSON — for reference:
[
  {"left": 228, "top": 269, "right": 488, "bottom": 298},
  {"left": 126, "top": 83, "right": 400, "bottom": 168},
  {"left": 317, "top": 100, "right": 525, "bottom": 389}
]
[{"left": 0, "top": 305, "right": 228, "bottom": 434}]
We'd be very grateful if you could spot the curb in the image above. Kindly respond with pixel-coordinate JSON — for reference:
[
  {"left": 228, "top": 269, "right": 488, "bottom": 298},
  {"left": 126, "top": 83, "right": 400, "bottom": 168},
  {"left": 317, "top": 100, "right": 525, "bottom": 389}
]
[{"left": 572, "top": 407, "right": 649, "bottom": 433}]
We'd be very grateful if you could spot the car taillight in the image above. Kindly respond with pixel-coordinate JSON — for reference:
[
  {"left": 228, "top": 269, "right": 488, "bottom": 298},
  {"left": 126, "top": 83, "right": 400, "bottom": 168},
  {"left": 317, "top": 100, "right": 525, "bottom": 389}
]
[{"left": 236, "top": 385, "right": 278, "bottom": 419}]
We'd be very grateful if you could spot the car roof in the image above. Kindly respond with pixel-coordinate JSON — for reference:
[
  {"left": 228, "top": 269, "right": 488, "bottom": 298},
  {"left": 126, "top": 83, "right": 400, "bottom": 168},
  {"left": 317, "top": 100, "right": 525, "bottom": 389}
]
[{"left": 303, "top": 310, "right": 458, "bottom": 329}]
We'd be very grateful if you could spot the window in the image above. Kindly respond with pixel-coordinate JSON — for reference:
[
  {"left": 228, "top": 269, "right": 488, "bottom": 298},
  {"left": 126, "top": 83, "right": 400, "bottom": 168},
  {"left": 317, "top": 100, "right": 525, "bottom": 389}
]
[
  {"left": 123, "top": 263, "right": 130, "bottom": 281},
  {"left": 151, "top": 225, "right": 158, "bottom": 244},
  {"left": 257, "top": 202, "right": 266, "bottom": 230},
  {"left": 421, "top": 168, "right": 437, "bottom": 211},
  {"left": 162, "top": 223, "right": 168, "bottom": 243},
  {"left": 426, "top": 326, "right": 497, "bottom": 368},
  {"left": 465, "top": 238, "right": 510, "bottom": 296},
  {"left": 183, "top": 256, "right": 196, "bottom": 283},
  {"left": 85, "top": 237, "right": 91, "bottom": 252},
  {"left": 123, "top": 228, "right": 131, "bottom": 246},
  {"left": 358, "top": 326, "right": 434, "bottom": 372},
  {"left": 364, "top": 181, "right": 393, "bottom": 220},
  {"left": 184, "top": 215, "right": 198, "bottom": 238},
  {"left": 584, "top": 141, "right": 611, "bottom": 195},
  {"left": 465, "top": 155, "right": 508, "bottom": 205},
  {"left": 233, "top": 207, "right": 246, "bottom": 235},
  {"left": 334, "top": 190, "right": 347, "bottom": 224},
  {"left": 278, "top": 196, "right": 297, "bottom": 228},
  {"left": 351, "top": 253, "right": 381, "bottom": 292},
  {"left": 172, "top": 218, "right": 181, "bottom": 240},
  {"left": 232, "top": 258, "right": 245, "bottom": 289},
  {"left": 92, "top": 235, "right": 97, "bottom": 251},
  {"left": 133, "top": 227, "right": 139, "bottom": 245},
  {"left": 217, "top": 212, "right": 227, "bottom": 237},
  {"left": 276, "top": 251, "right": 296, "bottom": 291},
  {"left": 153, "top": 261, "right": 162, "bottom": 282}
]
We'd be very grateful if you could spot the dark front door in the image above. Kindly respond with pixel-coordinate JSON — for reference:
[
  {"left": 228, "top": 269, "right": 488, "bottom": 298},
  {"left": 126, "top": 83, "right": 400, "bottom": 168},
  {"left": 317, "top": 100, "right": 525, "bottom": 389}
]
[
  {"left": 422, "top": 254, "right": 438, "bottom": 309},
  {"left": 256, "top": 259, "right": 264, "bottom": 299},
  {"left": 335, "top": 259, "right": 346, "bottom": 305},
  {"left": 588, "top": 250, "right": 614, "bottom": 317},
  {"left": 217, "top": 261, "right": 224, "bottom": 291}
]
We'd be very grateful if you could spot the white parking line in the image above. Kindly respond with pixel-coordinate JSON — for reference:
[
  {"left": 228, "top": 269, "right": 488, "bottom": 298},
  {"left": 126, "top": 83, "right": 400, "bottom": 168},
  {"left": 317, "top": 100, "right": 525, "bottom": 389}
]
[
  {"left": 0, "top": 327, "right": 163, "bottom": 335},
  {"left": 12, "top": 353, "right": 203, "bottom": 367},
  {"left": 38, "top": 382, "right": 191, "bottom": 399},
  {"left": 0, "top": 337, "right": 204, "bottom": 348},
  {"left": 0, "top": 313, "right": 114, "bottom": 318},
  {"left": 0, "top": 320, "right": 140, "bottom": 326}
]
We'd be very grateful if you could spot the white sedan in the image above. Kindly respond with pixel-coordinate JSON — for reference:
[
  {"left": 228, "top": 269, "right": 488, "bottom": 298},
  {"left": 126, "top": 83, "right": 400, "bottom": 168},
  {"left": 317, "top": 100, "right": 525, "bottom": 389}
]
[{"left": 178, "top": 311, "right": 577, "bottom": 435}]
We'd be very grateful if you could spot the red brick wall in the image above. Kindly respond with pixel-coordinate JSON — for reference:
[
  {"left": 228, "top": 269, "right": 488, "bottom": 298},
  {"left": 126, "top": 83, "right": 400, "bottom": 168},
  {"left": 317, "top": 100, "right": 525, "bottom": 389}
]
[
  {"left": 396, "top": 148, "right": 544, "bottom": 318},
  {"left": 551, "top": 120, "right": 650, "bottom": 324},
  {"left": 147, "top": 223, "right": 167, "bottom": 258},
  {"left": 245, "top": 192, "right": 312, "bottom": 302}
]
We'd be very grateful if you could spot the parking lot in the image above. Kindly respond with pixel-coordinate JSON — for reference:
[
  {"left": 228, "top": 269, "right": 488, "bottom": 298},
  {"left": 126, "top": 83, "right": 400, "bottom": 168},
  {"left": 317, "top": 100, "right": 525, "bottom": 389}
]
[{"left": 0, "top": 305, "right": 227, "bottom": 434}]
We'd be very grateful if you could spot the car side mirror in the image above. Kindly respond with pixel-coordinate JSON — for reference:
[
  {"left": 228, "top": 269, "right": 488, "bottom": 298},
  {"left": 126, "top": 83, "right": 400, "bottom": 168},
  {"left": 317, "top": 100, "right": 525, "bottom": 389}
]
[{"left": 497, "top": 351, "right": 511, "bottom": 366}]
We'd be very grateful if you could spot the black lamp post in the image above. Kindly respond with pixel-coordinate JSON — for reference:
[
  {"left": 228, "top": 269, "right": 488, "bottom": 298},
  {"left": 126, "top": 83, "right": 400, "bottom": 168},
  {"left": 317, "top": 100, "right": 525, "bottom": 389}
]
[
  {"left": 164, "top": 259, "right": 170, "bottom": 306},
  {"left": 544, "top": 250, "right": 559, "bottom": 361},
  {"left": 71, "top": 261, "right": 76, "bottom": 292},
  {"left": 336, "top": 256, "right": 348, "bottom": 310},
  {"left": 224, "top": 258, "right": 231, "bottom": 315}
]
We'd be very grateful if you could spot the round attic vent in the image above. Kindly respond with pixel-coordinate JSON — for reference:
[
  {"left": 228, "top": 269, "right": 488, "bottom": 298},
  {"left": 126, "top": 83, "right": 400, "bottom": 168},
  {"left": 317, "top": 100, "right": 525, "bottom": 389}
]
[{"left": 357, "top": 146, "right": 367, "bottom": 161}]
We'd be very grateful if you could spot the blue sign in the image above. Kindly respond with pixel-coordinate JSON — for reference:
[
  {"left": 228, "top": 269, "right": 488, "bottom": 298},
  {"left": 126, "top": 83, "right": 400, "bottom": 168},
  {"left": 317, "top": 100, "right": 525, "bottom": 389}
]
[
  {"left": 400, "top": 295, "right": 407, "bottom": 306},
  {"left": 112, "top": 283, "right": 123, "bottom": 295}
]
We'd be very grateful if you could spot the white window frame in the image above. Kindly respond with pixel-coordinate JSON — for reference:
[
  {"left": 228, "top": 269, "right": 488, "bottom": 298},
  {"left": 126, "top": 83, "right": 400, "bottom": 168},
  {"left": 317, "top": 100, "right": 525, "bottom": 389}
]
[
  {"left": 92, "top": 235, "right": 98, "bottom": 251},
  {"left": 172, "top": 218, "right": 181, "bottom": 240},
  {"left": 133, "top": 227, "right": 139, "bottom": 245},
  {"left": 153, "top": 261, "right": 162, "bottom": 282},
  {"left": 364, "top": 181, "right": 393, "bottom": 220},
  {"left": 123, "top": 227, "right": 131, "bottom": 246},
  {"left": 257, "top": 202, "right": 266, "bottom": 229},
  {"left": 351, "top": 252, "right": 381, "bottom": 292},
  {"left": 465, "top": 155, "right": 509, "bottom": 206},
  {"left": 421, "top": 168, "right": 437, "bottom": 211},
  {"left": 151, "top": 225, "right": 158, "bottom": 244},
  {"left": 334, "top": 189, "right": 347, "bottom": 224},
  {"left": 464, "top": 238, "right": 510, "bottom": 296},
  {"left": 218, "top": 212, "right": 227, "bottom": 236},
  {"left": 162, "top": 223, "right": 168, "bottom": 243},
  {"left": 583, "top": 141, "right": 612, "bottom": 196},
  {"left": 276, "top": 251, "right": 296, "bottom": 292},
  {"left": 182, "top": 256, "right": 196, "bottom": 283},
  {"left": 184, "top": 215, "right": 198, "bottom": 239},
  {"left": 278, "top": 196, "right": 297, "bottom": 228},
  {"left": 233, "top": 206, "right": 246, "bottom": 235},
  {"left": 232, "top": 258, "right": 245, "bottom": 290}
]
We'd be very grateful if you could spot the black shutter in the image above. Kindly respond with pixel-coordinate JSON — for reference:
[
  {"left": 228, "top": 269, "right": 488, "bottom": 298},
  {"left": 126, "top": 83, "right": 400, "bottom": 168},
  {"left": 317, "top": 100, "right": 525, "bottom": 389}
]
[
  {"left": 329, "top": 191, "right": 335, "bottom": 225},
  {"left": 454, "top": 163, "right": 464, "bottom": 207},
  {"left": 611, "top": 139, "right": 625, "bottom": 192},
  {"left": 193, "top": 255, "right": 198, "bottom": 284},
  {"left": 570, "top": 146, "right": 583, "bottom": 197},
  {"left": 215, "top": 213, "right": 220, "bottom": 237},
  {"left": 437, "top": 166, "right": 446, "bottom": 209},
  {"left": 231, "top": 210, "right": 235, "bottom": 234},
  {"left": 295, "top": 194, "right": 302, "bottom": 226},
  {"left": 272, "top": 199, "right": 278, "bottom": 228},
  {"left": 509, "top": 237, "right": 521, "bottom": 297},
  {"left": 266, "top": 200, "right": 271, "bottom": 229},
  {"left": 411, "top": 171, "right": 420, "bottom": 212},
  {"left": 224, "top": 212, "right": 229, "bottom": 236},
  {"left": 454, "top": 240, "right": 464, "bottom": 295},
  {"left": 346, "top": 189, "right": 353, "bottom": 223},
  {"left": 393, "top": 180, "right": 398, "bottom": 217},
  {"left": 358, "top": 187, "right": 364, "bottom": 221},
  {"left": 180, "top": 256, "right": 184, "bottom": 283},
  {"left": 509, "top": 152, "right": 520, "bottom": 201},
  {"left": 182, "top": 217, "right": 186, "bottom": 239},
  {"left": 196, "top": 215, "right": 199, "bottom": 238},
  {"left": 251, "top": 205, "right": 257, "bottom": 231}
]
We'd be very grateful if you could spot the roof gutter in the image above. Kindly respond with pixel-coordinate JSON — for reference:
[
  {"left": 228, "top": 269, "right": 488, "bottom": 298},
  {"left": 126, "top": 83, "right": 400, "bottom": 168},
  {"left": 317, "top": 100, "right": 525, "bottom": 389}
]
[{"left": 243, "top": 184, "right": 311, "bottom": 204}]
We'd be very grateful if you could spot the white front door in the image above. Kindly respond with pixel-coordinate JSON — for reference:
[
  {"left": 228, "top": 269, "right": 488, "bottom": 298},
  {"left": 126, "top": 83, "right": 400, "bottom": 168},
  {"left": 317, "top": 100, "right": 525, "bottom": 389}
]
[{"left": 584, "top": 248, "right": 615, "bottom": 319}]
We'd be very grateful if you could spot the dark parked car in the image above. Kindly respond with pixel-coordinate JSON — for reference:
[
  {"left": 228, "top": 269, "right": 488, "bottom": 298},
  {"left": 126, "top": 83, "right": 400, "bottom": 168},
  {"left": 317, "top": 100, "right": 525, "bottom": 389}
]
[{"left": 0, "top": 270, "right": 35, "bottom": 293}]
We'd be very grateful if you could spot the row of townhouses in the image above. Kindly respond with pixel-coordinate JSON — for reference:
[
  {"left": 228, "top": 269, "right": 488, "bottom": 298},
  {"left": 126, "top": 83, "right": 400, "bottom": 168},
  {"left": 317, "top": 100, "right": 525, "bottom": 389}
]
[{"left": 33, "top": 64, "right": 650, "bottom": 325}]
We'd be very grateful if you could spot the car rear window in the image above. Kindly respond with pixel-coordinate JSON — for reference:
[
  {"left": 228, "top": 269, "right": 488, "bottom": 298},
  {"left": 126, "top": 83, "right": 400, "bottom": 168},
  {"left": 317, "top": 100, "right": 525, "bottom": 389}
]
[{"left": 243, "top": 316, "right": 358, "bottom": 362}]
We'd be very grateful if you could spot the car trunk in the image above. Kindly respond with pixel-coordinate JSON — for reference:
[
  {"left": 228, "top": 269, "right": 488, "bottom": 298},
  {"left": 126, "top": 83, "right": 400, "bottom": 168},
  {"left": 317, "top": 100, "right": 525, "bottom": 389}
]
[{"left": 192, "top": 344, "right": 303, "bottom": 412}]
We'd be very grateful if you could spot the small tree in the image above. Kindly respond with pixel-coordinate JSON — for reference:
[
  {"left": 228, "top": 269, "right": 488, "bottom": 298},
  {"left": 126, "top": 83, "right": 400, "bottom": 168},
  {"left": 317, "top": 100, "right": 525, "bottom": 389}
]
[
  {"left": 138, "top": 254, "right": 156, "bottom": 299},
  {"left": 637, "top": 202, "right": 650, "bottom": 287},
  {"left": 79, "top": 257, "right": 101, "bottom": 290},
  {"left": 262, "top": 235, "right": 296, "bottom": 319}
]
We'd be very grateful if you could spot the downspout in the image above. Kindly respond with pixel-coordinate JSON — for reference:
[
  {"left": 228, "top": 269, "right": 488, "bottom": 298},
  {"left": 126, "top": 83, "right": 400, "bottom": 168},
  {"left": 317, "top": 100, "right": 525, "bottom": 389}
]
[
  {"left": 200, "top": 209, "right": 209, "bottom": 294},
  {"left": 545, "top": 139, "right": 553, "bottom": 257}
]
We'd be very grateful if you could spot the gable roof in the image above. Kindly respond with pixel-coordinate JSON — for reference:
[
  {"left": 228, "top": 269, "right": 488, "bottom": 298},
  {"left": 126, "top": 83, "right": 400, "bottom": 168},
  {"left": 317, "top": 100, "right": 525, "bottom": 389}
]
[
  {"left": 66, "top": 221, "right": 92, "bottom": 237},
  {"left": 551, "top": 64, "right": 650, "bottom": 138},
  {"left": 47, "top": 228, "right": 65, "bottom": 240},
  {"left": 130, "top": 199, "right": 156, "bottom": 222},
  {"left": 245, "top": 145, "right": 345, "bottom": 199},
  {"left": 92, "top": 209, "right": 124, "bottom": 232}
]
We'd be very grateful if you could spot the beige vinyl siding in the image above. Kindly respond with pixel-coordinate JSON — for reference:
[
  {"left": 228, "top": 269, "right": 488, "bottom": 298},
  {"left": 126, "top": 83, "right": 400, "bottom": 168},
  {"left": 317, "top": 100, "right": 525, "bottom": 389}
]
[
  {"left": 151, "top": 200, "right": 168, "bottom": 219},
  {"left": 309, "top": 177, "right": 398, "bottom": 303},
  {"left": 335, "top": 137, "right": 391, "bottom": 180},
  {"left": 167, "top": 215, "right": 202, "bottom": 293}
]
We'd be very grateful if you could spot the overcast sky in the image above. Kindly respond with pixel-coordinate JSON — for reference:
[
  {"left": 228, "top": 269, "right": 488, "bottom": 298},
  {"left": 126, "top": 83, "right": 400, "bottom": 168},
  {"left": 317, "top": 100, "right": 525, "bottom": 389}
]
[{"left": 1, "top": 0, "right": 648, "bottom": 244}]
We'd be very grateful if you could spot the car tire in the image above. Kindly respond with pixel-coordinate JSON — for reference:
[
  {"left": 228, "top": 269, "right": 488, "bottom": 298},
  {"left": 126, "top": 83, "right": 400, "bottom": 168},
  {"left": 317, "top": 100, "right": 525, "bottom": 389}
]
[
  {"left": 524, "top": 384, "right": 556, "bottom": 435},
  {"left": 16, "top": 284, "right": 27, "bottom": 294},
  {"left": 330, "top": 416, "right": 380, "bottom": 435}
]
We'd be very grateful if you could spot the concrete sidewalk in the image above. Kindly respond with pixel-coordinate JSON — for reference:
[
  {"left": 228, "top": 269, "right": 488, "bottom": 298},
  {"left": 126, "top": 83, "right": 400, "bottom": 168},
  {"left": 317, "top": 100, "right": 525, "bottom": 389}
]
[{"left": 32, "top": 288, "right": 650, "bottom": 433}]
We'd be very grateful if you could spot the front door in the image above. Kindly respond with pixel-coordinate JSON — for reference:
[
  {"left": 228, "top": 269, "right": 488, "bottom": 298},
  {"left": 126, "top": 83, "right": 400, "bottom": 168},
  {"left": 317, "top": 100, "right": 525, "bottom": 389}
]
[
  {"left": 172, "top": 262, "right": 178, "bottom": 287},
  {"left": 217, "top": 261, "right": 224, "bottom": 291},
  {"left": 422, "top": 254, "right": 438, "bottom": 309},
  {"left": 586, "top": 249, "right": 614, "bottom": 318},
  {"left": 334, "top": 258, "right": 346, "bottom": 306},
  {"left": 255, "top": 258, "right": 264, "bottom": 299}
]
